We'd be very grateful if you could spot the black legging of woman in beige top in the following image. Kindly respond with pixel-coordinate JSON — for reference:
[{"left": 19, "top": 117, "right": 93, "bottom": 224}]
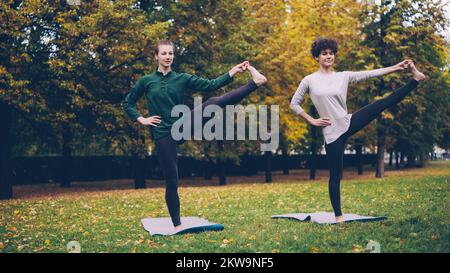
[
  {"left": 326, "top": 79, "right": 419, "bottom": 217},
  {"left": 155, "top": 80, "right": 259, "bottom": 226}
]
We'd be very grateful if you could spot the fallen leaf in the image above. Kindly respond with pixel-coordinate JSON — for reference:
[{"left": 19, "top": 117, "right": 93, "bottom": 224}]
[{"left": 311, "top": 246, "right": 320, "bottom": 253}]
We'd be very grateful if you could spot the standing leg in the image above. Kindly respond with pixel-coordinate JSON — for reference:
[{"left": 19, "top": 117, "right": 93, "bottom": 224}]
[
  {"left": 155, "top": 135, "right": 181, "bottom": 227},
  {"left": 325, "top": 137, "right": 346, "bottom": 218}
]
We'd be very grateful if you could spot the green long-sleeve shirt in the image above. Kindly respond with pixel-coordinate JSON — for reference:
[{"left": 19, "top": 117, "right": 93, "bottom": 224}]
[{"left": 122, "top": 70, "right": 233, "bottom": 140}]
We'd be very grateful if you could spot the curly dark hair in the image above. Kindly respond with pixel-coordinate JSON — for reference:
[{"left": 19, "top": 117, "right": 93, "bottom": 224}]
[{"left": 310, "top": 38, "right": 338, "bottom": 58}]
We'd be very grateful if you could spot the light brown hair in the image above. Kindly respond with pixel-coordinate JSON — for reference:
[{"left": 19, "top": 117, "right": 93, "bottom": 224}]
[{"left": 154, "top": 40, "right": 175, "bottom": 55}]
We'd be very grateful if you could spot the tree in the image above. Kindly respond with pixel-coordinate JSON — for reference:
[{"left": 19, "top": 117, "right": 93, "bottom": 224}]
[
  {"left": 361, "top": 0, "right": 449, "bottom": 173},
  {"left": 0, "top": 0, "right": 168, "bottom": 195}
]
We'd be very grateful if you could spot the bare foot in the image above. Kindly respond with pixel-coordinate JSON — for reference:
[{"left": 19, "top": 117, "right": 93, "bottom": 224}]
[
  {"left": 335, "top": 215, "right": 345, "bottom": 223},
  {"left": 409, "top": 62, "right": 426, "bottom": 81},
  {"left": 247, "top": 65, "right": 267, "bottom": 86},
  {"left": 173, "top": 224, "right": 184, "bottom": 234}
]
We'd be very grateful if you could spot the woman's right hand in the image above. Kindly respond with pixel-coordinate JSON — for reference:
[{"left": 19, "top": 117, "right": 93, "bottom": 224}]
[
  {"left": 392, "top": 59, "right": 412, "bottom": 72},
  {"left": 137, "top": 116, "right": 161, "bottom": 127},
  {"left": 229, "top": 61, "right": 250, "bottom": 77},
  {"left": 310, "top": 117, "right": 332, "bottom": 127}
]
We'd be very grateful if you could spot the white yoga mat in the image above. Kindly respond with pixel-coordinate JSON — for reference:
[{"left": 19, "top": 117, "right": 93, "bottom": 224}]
[
  {"left": 141, "top": 216, "right": 224, "bottom": 236},
  {"left": 272, "top": 212, "right": 387, "bottom": 224}
]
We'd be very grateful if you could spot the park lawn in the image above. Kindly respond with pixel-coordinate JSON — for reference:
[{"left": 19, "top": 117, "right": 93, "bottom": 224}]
[{"left": 1, "top": 161, "right": 449, "bottom": 253}]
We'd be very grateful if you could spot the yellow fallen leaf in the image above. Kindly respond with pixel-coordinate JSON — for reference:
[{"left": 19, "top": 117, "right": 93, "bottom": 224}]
[
  {"left": 7, "top": 226, "right": 17, "bottom": 232},
  {"left": 310, "top": 246, "right": 320, "bottom": 253}
]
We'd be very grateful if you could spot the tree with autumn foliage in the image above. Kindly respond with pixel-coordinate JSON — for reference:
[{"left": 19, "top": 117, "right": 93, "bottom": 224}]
[
  {"left": 359, "top": 0, "right": 449, "bottom": 174},
  {"left": 1, "top": 0, "right": 448, "bottom": 199},
  {"left": 1, "top": 0, "right": 167, "bottom": 196}
]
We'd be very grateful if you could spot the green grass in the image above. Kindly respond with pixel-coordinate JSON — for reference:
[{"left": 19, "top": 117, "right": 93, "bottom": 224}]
[{"left": 1, "top": 161, "right": 449, "bottom": 253}]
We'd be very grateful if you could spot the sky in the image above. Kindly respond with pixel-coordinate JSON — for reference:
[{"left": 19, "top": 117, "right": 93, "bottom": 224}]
[{"left": 445, "top": 3, "right": 450, "bottom": 41}]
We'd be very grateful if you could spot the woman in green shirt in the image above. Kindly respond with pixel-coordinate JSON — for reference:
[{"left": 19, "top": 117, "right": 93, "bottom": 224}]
[{"left": 123, "top": 40, "right": 267, "bottom": 232}]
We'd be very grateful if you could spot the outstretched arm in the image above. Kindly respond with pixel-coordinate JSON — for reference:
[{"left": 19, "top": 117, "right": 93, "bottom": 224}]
[
  {"left": 186, "top": 61, "right": 249, "bottom": 92},
  {"left": 347, "top": 59, "right": 411, "bottom": 83}
]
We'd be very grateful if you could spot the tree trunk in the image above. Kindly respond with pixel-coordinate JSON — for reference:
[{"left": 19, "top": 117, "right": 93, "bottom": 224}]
[
  {"left": 218, "top": 141, "right": 226, "bottom": 185},
  {"left": 133, "top": 135, "right": 147, "bottom": 189},
  {"left": 282, "top": 149, "right": 289, "bottom": 175},
  {"left": 376, "top": 124, "right": 385, "bottom": 178},
  {"left": 218, "top": 161, "right": 226, "bottom": 185},
  {"left": 265, "top": 151, "right": 272, "bottom": 183},
  {"left": 356, "top": 144, "right": 363, "bottom": 175},
  {"left": 375, "top": 12, "right": 388, "bottom": 179},
  {"left": 0, "top": 103, "right": 13, "bottom": 199},
  {"left": 241, "top": 152, "right": 252, "bottom": 176},
  {"left": 133, "top": 155, "right": 146, "bottom": 189},
  {"left": 418, "top": 152, "right": 425, "bottom": 167},
  {"left": 407, "top": 153, "right": 416, "bottom": 168},
  {"left": 389, "top": 151, "right": 393, "bottom": 166},
  {"left": 60, "top": 125, "right": 72, "bottom": 188},
  {"left": 395, "top": 151, "right": 400, "bottom": 169},
  {"left": 309, "top": 105, "right": 318, "bottom": 180},
  {"left": 309, "top": 142, "right": 317, "bottom": 180},
  {"left": 204, "top": 158, "right": 213, "bottom": 180}
]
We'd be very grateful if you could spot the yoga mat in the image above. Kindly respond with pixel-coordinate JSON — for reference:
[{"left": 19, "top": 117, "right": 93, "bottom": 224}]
[
  {"left": 272, "top": 212, "right": 387, "bottom": 224},
  {"left": 142, "top": 216, "right": 224, "bottom": 236}
]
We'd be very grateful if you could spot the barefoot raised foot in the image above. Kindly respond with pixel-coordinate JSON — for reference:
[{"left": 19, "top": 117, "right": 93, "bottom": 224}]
[
  {"left": 409, "top": 62, "right": 426, "bottom": 81},
  {"left": 247, "top": 66, "right": 267, "bottom": 86}
]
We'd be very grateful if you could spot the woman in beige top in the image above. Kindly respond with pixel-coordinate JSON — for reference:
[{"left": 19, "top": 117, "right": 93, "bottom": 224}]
[{"left": 290, "top": 38, "right": 426, "bottom": 222}]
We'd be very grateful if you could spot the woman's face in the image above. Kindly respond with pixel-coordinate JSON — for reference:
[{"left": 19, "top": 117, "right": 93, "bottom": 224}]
[
  {"left": 155, "top": 45, "right": 174, "bottom": 68},
  {"left": 316, "top": 48, "right": 335, "bottom": 68}
]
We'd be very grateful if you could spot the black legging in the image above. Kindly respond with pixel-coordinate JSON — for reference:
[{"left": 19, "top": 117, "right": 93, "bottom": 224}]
[
  {"left": 155, "top": 80, "right": 259, "bottom": 226},
  {"left": 325, "top": 79, "right": 419, "bottom": 216}
]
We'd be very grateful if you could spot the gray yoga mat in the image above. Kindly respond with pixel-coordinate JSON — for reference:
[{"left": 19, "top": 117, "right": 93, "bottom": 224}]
[
  {"left": 272, "top": 212, "right": 387, "bottom": 224},
  {"left": 141, "top": 217, "right": 224, "bottom": 236}
]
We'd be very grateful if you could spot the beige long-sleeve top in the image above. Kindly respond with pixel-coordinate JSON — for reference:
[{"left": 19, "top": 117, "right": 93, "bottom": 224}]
[{"left": 290, "top": 69, "right": 388, "bottom": 144}]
